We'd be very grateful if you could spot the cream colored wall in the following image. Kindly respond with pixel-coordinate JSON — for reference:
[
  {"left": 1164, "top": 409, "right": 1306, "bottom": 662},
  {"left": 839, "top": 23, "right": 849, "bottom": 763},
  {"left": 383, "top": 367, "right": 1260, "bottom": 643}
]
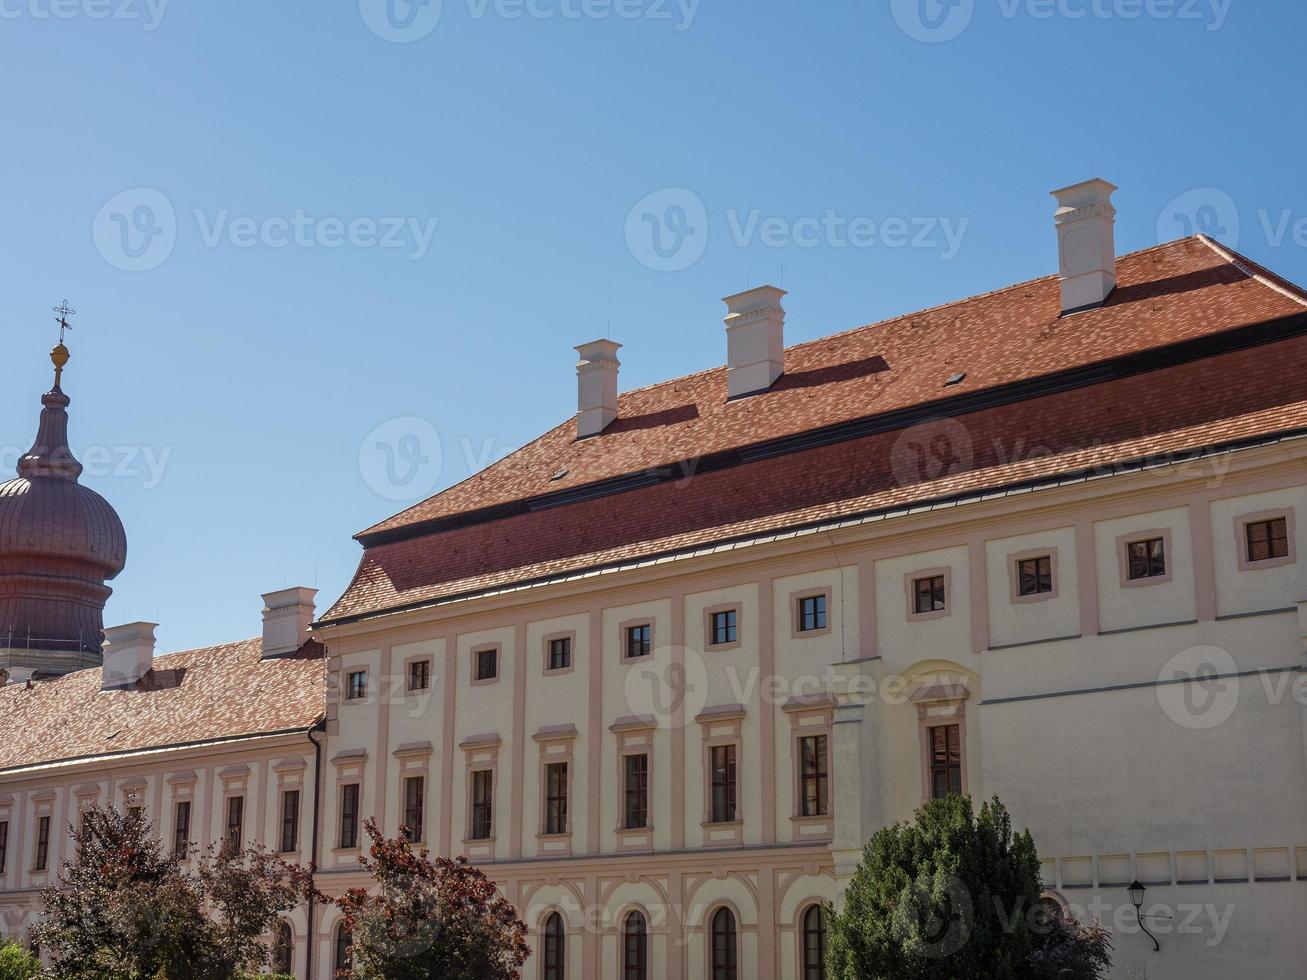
[
  {"left": 1211, "top": 486, "right": 1306, "bottom": 617},
  {"left": 985, "top": 526, "right": 1080, "bottom": 648},
  {"left": 1094, "top": 505, "right": 1196, "bottom": 632}
]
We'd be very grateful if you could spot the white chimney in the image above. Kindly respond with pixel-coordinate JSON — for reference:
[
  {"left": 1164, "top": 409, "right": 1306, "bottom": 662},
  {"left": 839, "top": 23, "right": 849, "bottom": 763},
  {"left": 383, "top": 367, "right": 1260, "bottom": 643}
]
[
  {"left": 262, "top": 587, "right": 317, "bottom": 658},
  {"left": 575, "top": 340, "right": 622, "bottom": 439},
  {"left": 1051, "top": 178, "right": 1118, "bottom": 314},
  {"left": 722, "top": 285, "right": 786, "bottom": 399},
  {"left": 101, "top": 622, "right": 157, "bottom": 691}
]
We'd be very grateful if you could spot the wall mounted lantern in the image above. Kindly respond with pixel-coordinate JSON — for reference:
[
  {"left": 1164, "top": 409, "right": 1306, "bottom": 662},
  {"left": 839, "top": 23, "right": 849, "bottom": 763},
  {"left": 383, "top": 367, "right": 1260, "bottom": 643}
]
[{"left": 1127, "top": 879, "right": 1160, "bottom": 952}]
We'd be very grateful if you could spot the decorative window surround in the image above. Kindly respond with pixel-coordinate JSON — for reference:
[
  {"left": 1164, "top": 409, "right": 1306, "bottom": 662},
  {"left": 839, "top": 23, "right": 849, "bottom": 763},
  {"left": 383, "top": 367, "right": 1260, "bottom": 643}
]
[
  {"left": 331, "top": 750, "right": 367, "bottom": 860},
  {"left": 460, "top": 733, "right": 501, "bottom": 859},
  {"left": 403, "top": 653, "right": 434, "bottom": 693},
  {"left": 1235, "top": 508, "right": 1297, "bottom": 571},
  {"left": 696, "top": 704, "right": 745, "bottom": 846},
  {"left": 790, "top": 587, "right": 833, "bottom": 639},
  {"left": 610, "top": 716, "right": 657, "bottom": 852},
  {"left": 534, "top": 725, "right": 578, "bottom": 855},
  {"left": 1008, "top": 547, "right": 1060, "bottom": 603},
  {"left": 471, "top": 644, "right": 502, "bottom": 686},
  {"left": 782, "top": 694, "right": 835, "bottom": 842},
  {"left": 905, "top": 567, "right": 953, "bottom": 622},
  {"left": 703, "top": 603, "right": 743, "bottom": 652},
  {"left": 30, "top": 791, "right": 55, "bottom": 877},
  {"left": 542, "top": 631, "right": 577, "bottom": 676},
  {"left": 1116, "top": 528, "right": 1174, "bottom": 587},
  {"left": 167, "top": 772, "right": 198, "bottom": 856},
  {"left": 619, "top": 619, "right": 656, "bottom": 662},
  {"left": 119, "top": 777, "right": 148, "bottom": 811},
  {"left": 913, "top": 683, "right": 970, "bottom": 802},
  {"left": 393, "top": 742, "right": 434, "bottom": 842}
]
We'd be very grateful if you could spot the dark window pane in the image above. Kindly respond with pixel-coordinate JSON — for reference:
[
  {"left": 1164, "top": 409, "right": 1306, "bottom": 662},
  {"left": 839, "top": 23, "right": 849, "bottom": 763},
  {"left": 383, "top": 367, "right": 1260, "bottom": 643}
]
[
  {"left": 403, "top": 777, "right": 425, "bottom": 842},
  {"left": 340, "top": 784, "right": 360, "bottom": 849},
  {"left": 799, "top": 736, "right": 829, "bottom": 817},
  {"left": 1246, "top": 518, "right": 1289, "bottom": 562},
  {"left": 802, "top": 906, "right": 827, "bottom": 980},
  {"left": 280, "top": 790, "right": 300, "bottom": 853},
  {"left": 710, "top": 744, "right": 737, "bottom": 823},
  {"left": 929, "top": 724, "right": 963, "bottom": 799},
  {"left": 623, "top": 912, "right": 648, "bottom": 980},
  {"left": 476, "top": 648, "right": 498, "bottom": 681},
  {"left": 543, "top": 913, "right": 566, "bottom": 980},
  {"left": 545, "top": 763, "right": 568, "bottom": 835},
  {"left": 913, "top": 575, "right": 947, "bottom": 613},
  {"left": 35, "top": 815, "right": 50, "bottom": 871},
  {"left": 548, "top": 637, "right": 572, "bottom": 671},
  {"left": 0, "top": 819, "right": 10, "bottom": 874},
  {"left": 409, "top": 659, "right": 430, "bottom": 691},
  {"left": 710, "top": 610, "right": 737, "bottom": 646},
  {"left": 334, "top": 925, "right": 352, "bottom": 973},
  {"left": 1017, "top": 556, "right": 1053, "bottom": 596},
  {"left": 225, "top": 796, "right": 243, "bottom": 850},
  {"left": 626, "top": 625, "right": 652, "bottom": 659},
  {"left": 624, "top": 754, "right": 649, "bottom": 829},
  {"left": 347, "top": 670, "right": 367, "bottom": 701},
  {"left": 711, "top": 908, "right": 737, "bottom": 980},
  {"left": 472, "top": 770, "right": 494, "bottom": 840},
  {"left": 1127, "top": 538, "right": 1167, "bottom": 580},
  {"left": 798, "top": 595, "right": 827, "bottom": 632}
]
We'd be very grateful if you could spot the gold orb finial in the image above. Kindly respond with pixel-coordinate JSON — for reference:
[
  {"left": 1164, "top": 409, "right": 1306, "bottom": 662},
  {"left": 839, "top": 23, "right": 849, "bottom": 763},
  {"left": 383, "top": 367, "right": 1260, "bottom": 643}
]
[{"left": 51, "top": 343, "right": 70, "bottom": 386}]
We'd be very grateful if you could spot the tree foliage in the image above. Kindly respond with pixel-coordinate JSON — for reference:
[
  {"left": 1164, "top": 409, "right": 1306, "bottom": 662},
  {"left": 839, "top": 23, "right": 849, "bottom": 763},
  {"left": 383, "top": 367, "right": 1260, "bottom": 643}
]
[
  {"left": 1025, "top": 911, "right": 1113, "bottom": 980},
  {"left": 33, "top": 804, "right": 316, "bottom": 980},
  {"left": 0, "top": 940, "right": 40, "bottom": 980},
  {"left": 336, "top": 819, "right": 529, "bottom": 980}
]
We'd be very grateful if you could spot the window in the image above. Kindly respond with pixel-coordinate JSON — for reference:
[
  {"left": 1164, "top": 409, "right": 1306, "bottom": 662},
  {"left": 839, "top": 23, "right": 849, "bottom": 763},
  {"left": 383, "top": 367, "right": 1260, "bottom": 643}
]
[
  {"left": 280, "top": 790, "right": 300, "bottom": 853},
  {"left": 542, "top": 912, "right": 565, "bottom": 980},
  {"left": 544, "top": 763, "right": 568, "bottom": 835},
  {"left": 408, "top": 658, "right": 431, "bottom": 691},
  {"left": 340, "top": 783, "right": 360, "bottom": 849},
  {"left": 547, "top": 636, "right": 572, "bottom": 672},
  {"left": 471, "top": 770, "right": 494, "bottom": 840},
  {"left": 34, "top": 815, "right": 50, "bottom": 871},
  {"left": 799, "top": 735, "right": 829, "bottom": 817},
  {"left": 1126, "top": 537, "right": 1167, "bottom": 580},
  {"left": 173, "top": 801, "right": 191, "bottom": 859},
  {"left": 1246, "top": 517, "right": 1289, "bottom": 563},
  {"left": 623, "top": 754, "right": 649, "bottom": 829},
  {"left": 913, "top": 575, "right": 947, "bottom": 614},
  {"left": 1016, "top": 555, "right": 1053, "bottom": 597},
  {"left": 709, "top": 609, "right": 737, "bottom": 646},
  {"left": 334, "top": 923, "right": 353, "bottom": 974},
  {"left": 402, "top": 776, "right": 425, "bottom": 843},
  {"left": 797, "top": 594, "right": 827, "bottom": 633},
  {"left": 709, "top": 745, "right": 737, "bottom": 823},
  {"left": 346, "top": 669, "right": 368, "bottom": 701},
  {"left": 0, "top": 819, "right": 8, "bottom": 874},
  {"left": 622, "top": 911, "right": 648, "bottom": 980},
  {"left": 225, "top": 796, "right": 244, "bottom": 850},
  {"left": 929, "top": 724, "right": 963, "bottom": 799},
  {"left": 475, "top": 647, "right": 499, "bottom": 682},
  {"left": 802, "top": 905, "right": 828, "bottom": 980},
  {"left": 710, "top": 908, "right": 738, "bottom": 980},
  {"left": 272, "top": 920, "right": 293, "bottom": 975},
  {"left": 625, "top": 624, "right": 652, "bottom": 660}
]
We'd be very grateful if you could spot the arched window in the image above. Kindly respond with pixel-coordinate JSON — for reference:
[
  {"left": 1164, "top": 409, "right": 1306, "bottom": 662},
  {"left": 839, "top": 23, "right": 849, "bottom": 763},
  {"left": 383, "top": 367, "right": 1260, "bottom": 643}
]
[
  {"left": 334, "top": 922, "right": 353, "bottom": 976},
  {"left": 622, "top": 910, "right": 648, "bottom": 980},
  {"left": 802, "top": 905, "right": 827, "bottom": 980},
  {"left": 710, "top": 907, "right": 737, "bottom": 980},
  {"left": 271, "top": 920, "right": 293, "bottom": 974},
  {"left": 542, "top": 912, "right": 565, "bottom": 980}
]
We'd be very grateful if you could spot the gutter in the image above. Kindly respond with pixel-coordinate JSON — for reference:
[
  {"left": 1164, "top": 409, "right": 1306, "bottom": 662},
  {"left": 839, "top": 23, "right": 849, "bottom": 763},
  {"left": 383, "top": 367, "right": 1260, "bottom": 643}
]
[{"left": 305, "top": 720, "right": 325, "bottom": 980}]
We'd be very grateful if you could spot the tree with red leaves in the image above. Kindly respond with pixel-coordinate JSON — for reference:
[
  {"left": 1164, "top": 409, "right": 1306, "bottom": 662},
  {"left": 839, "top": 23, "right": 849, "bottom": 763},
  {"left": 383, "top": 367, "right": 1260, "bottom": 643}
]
[{"left": 335, "top": 819, "right": 529, "bottom": 980}]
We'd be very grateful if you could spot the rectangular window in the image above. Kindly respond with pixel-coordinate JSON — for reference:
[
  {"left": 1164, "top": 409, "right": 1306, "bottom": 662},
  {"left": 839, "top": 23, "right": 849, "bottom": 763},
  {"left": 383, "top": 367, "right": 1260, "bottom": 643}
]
[
  {"left": 173, "top": 801, "right": 191, "bottom": 859},
  {"left": 402, "top": 776, "right": 425, "bottom": 843},
  {"left": 471, "top": 770, "right": 494, "bottom": 840},
  {"left": 929, "top": 724, "right": 963, "bottom": 799},
  {"left": 1016, "top": 556, "right": 1053, "bottom": 597},
  {"left": 1126, "top": 537, "right": 1167, "bottom": 580},
  {"left": 710, "top": 744, "right": 737, "bottom": 823},
  {"left": 548, "top": 637, "right": 572, "bottom": 672},
  {"left": 797, "top": 594, "right": 827, "bottom": 633},
  {"left": 280, "top": 790, "right": 300, "bottom": 853},
  {"left": 799, "top": 736, "right": 829, "bottom": 817},
  {"left": 709, "top": 610, "right": 737, "bottom": 646},
  {"left": 475, "top": 647, "right": 498, "bottom": 682},
  {"left": 623, "top": 754, "right": 649, "bottom": 829},
  {"left": 913, "top": 575, "right": 947, "bottom": 614},
  {"left": 408, "top": 659, "right": 431, "bottom": 691},
  {"left": 544, "top": 762, "right": 568, "bottom": 835},
  {"left": 340, "top": 784, "right": 360, "bottom": 849},
  {"left": 225, "top": 796, "right": 244, "bottom": 850},
  {"left": 1246, "top": 517, "right": 1289, "bottom": 563},
  {"left": 625, "top": 624, "right": 652, "bottom": 660},
  {"left": 34, "top": 815, "right": 50, "bottom": 871},
  {"left": 346, "top": 670, "right": 368, "bottom": 701},
  {"left": 0, "top": 819, "right": 8, "bottom": 874}
]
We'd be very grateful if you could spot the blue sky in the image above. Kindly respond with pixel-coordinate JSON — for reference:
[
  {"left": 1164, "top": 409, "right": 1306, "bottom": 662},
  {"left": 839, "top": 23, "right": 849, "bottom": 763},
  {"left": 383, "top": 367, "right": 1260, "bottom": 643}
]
[{"left": 2, "top": 0, "right": 1304, "bottom": 652}]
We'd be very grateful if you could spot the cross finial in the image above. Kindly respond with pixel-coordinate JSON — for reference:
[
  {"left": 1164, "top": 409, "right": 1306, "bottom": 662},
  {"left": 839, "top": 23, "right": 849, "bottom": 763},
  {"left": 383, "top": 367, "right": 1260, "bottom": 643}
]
[{"left": 53, "top": 300, "right": 76, "bottom": 344}]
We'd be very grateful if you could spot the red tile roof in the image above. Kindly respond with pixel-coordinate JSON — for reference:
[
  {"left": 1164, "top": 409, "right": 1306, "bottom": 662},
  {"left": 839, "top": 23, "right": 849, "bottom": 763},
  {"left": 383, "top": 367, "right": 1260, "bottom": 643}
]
[
  {"left": 325, "top": 236, "right": 1307, "bottom": 624},
  {"left": 0, "top": 640, "right": 325, "bottom": 771}
]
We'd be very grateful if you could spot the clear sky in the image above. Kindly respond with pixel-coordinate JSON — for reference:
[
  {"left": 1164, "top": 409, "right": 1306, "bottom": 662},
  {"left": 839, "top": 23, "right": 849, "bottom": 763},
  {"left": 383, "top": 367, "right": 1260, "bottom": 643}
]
[{"left": 2, "top": 0, "right": 1304, "bottom": 652}]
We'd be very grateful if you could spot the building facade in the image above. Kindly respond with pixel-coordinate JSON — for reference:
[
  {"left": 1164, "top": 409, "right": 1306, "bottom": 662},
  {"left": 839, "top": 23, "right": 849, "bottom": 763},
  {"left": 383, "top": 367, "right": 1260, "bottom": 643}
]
[{"left": 2, "top": 180, "right": 1306, "bottom": 979}]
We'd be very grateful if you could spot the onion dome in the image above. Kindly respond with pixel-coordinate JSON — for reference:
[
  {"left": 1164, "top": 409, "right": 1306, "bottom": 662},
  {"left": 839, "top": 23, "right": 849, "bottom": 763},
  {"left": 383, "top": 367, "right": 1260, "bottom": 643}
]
[{"left": 0, "top": 341, "right": 127, "bottom": 671}]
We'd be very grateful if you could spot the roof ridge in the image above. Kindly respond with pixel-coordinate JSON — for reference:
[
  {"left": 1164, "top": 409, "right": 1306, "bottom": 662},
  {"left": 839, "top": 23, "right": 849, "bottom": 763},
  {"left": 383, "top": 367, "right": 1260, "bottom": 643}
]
[{"left": 1195, "top": 234, "right": 1307, "bottom": 308}]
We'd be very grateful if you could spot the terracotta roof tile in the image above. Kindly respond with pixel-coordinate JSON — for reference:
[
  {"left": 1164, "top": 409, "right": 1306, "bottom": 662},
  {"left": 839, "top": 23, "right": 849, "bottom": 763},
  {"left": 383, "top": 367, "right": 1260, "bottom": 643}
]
[{"left": 0, "top": 639, "right": 325, "bottom": 771}]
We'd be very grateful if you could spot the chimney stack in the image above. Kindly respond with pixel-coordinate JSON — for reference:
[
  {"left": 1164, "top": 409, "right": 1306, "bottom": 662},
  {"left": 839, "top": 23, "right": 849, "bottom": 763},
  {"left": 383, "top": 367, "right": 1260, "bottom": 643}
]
[
  {"left": 575, "top": 340, "right": 622, "bottom": 439},
  {"left": 1051, "top": 179, "right": 1118, "bottom": 315},
  {"left": 101, "top": 622, "right": 157, "bottom": 690},
  {"left": 262, "top": 587, "right": 317, "bottom": 658},
  {"left": 722, "top": 285, "right": 786, "bottom": 399}
]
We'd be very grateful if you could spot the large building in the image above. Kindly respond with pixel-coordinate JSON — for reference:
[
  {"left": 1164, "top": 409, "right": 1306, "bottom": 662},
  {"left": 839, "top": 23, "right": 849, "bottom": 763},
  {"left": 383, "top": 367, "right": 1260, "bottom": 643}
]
[{"left": 1, "top": 179, "right": 1305, "bottom": 979}]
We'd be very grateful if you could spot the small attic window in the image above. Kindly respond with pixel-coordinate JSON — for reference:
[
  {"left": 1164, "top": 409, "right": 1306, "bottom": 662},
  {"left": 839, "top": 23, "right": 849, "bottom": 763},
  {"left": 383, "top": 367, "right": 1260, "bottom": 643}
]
[{"left": 945, "top": 372, "right": 967, "bottom": 387}]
